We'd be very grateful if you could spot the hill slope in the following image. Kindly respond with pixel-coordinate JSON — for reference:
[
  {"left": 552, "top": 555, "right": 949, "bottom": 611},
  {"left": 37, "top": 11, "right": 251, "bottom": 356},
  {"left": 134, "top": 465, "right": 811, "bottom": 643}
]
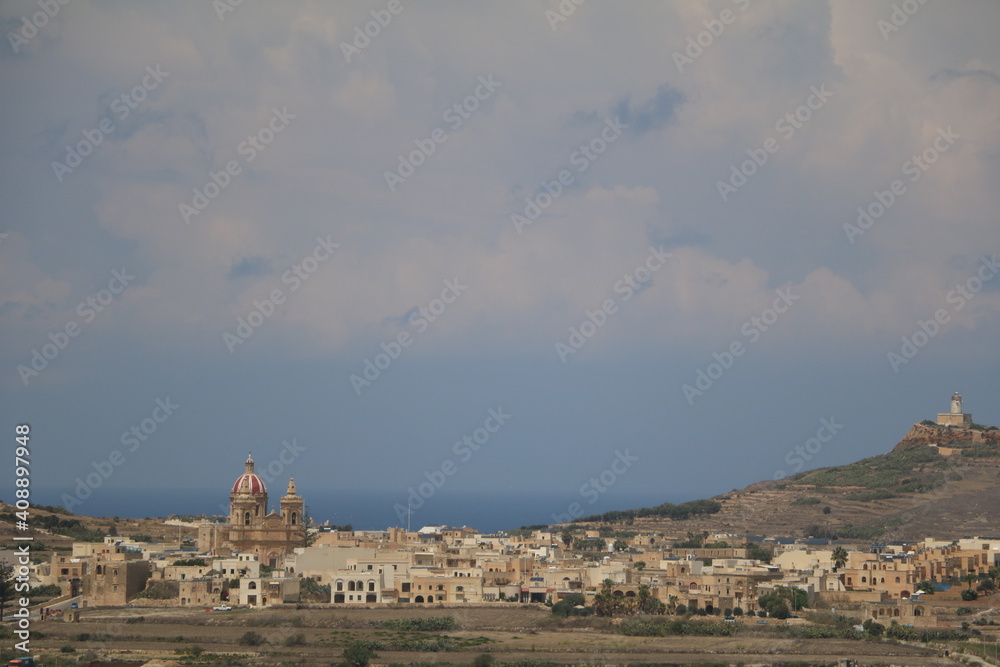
[{"left": 582, "top": 422, "right": 1000, "bottom": 541}]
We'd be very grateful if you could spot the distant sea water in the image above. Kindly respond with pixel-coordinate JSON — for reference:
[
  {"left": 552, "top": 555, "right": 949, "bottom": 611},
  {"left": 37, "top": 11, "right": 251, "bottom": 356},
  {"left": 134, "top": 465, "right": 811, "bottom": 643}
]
[{"left": 33, "top": 487, "right": 685, "bottom": 533}]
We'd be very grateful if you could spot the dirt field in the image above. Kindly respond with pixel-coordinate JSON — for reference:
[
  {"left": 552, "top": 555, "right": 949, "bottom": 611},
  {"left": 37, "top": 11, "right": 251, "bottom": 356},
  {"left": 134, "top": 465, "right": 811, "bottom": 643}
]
[{"left": 23, "top": 605, "right": 969, "bottom": 666}]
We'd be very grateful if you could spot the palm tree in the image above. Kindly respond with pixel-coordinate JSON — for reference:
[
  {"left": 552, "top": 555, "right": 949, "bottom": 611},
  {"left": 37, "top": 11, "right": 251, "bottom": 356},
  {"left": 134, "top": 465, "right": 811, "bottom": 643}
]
[
  {"left": 964, "top": 573, "right": 977, "bottom": 590},
  {"left": 988, "top": 566, "right": 1000, "bottom": 587},
  {"left": 561, "top": 531, "right": 573, "bottom": 550},
  {"left": 831, "top": 547, "right": 849, "bottom": 571}
]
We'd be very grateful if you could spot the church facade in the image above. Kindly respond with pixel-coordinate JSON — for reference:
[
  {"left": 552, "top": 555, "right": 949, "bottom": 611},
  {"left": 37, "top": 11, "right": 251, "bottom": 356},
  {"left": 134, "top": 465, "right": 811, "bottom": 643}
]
[{"left": 197, "top": 454, "right": 305, "bottom": 567}]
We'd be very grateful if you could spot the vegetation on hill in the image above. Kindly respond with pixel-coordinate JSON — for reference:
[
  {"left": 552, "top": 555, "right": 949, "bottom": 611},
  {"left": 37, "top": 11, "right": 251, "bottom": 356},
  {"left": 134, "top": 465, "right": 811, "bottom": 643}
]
[
  {"left": 574, "top": 499, "right": 722, "bottom": 524},
  {"left": 0, "top": 511, "right": 104, "bottom": 541},
  {"left": 791, "top": 444, "right": 948, "bottom": 496}
]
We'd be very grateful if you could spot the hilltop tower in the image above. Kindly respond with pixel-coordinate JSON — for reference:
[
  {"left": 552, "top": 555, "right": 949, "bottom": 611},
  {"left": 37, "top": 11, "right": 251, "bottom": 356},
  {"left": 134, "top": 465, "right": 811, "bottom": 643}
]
[{"left": 937, "top": 391, "right": 972, "bottom": 427}]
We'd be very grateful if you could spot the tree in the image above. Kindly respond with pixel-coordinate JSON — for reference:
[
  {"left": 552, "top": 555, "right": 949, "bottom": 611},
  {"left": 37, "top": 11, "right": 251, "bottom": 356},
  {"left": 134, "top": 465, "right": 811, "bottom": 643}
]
[
  {"left": 770, "top": 602, "right": 790, "bottom": 619},
  {"left": 916, "top": 580, "right": 935, "bottom": 594},
  {"left": 634, "top": 561, "right": 646, "bottom": 571},
  {"left": 551, "top": 593, "right": 588, "bottom": 617},
  {"left": 561, "top": 530, "right": 573, "bottom": 550},
  {"left": 636, "top": 584, "right": 665, "bottom": 615},
  {"left": 746, "top": 542, "right": 773, "bottom": 563},
  {"left": 963, "top": 573, "right": 977, "bottom": 590},
  {"left": 612, "top": 539, "right": 629, "bottom": 552},
  {"left": 0, "top": 563, "right": 14, "bottom": 622},
  {"left": 831, "top": 547, "right": 849, "bottom": 571}
]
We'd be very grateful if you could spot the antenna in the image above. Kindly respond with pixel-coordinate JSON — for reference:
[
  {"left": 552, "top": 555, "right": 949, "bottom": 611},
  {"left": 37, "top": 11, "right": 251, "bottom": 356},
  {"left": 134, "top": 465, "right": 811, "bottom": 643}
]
[{"left": 407, "top": 503, "right": 411, "bottom": 532}]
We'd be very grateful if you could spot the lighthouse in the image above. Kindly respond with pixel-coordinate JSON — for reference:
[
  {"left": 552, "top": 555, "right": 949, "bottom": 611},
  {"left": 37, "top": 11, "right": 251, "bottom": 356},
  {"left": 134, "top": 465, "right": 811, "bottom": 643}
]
[{"left": 937, "top": 391, "right": 972, "bottom": 427}]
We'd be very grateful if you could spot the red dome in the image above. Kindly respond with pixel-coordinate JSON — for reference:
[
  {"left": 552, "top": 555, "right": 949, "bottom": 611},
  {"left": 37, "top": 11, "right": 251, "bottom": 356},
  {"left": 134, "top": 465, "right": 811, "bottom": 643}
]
[
  {"left": 232, "top": 473, "right": 266, "bottom": 494},
  {"left": 232, "top": 453, "right": 266, "bottom": 494}
]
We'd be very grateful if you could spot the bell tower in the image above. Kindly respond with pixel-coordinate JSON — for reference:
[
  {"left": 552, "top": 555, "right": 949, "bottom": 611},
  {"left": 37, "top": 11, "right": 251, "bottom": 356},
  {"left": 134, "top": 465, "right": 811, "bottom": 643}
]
[{"left": 280, "top": 477, "right": 304, "bottom": 528}]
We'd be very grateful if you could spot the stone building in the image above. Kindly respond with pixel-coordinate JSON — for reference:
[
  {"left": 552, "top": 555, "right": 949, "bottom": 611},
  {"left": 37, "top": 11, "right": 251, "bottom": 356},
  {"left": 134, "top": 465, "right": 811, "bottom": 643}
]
[
  {"left": 196, "top": 454, "right": 305, "bottom": 566},
  {"left": 82, "top": 560, "right": 151, "bottom": 607}
]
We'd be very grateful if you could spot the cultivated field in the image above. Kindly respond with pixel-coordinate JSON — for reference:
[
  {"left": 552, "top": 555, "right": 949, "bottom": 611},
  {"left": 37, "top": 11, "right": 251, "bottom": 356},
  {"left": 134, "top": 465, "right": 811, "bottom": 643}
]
[{"left": 22, "top": 604, "right": 972, "bottom": 666}]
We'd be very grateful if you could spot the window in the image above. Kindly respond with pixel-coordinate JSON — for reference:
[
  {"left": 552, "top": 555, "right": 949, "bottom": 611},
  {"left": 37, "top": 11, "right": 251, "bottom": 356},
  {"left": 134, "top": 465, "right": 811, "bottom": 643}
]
[
  {"left": 248, "top": 581, "right": 257, "bottom": 590},
  {"left": 402, "top": 583, "right": 410, "bottom": 592}
]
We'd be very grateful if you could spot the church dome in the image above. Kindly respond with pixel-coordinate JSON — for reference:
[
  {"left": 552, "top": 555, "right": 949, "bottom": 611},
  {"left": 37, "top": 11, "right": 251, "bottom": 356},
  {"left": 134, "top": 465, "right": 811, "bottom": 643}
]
[{"left": 232, "top": 453, "right": 267, "bottom": 494}]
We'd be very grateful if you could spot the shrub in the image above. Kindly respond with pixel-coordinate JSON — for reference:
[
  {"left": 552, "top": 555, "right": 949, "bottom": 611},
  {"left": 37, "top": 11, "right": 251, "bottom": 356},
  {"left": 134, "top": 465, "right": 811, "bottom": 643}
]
[
  {"left": 732, "top": 607, "right": 744, "bottom": 616},
  {"left": 770, "top": 602, "right": 790, "bottom": 619},
  {"left": 674, "top": 604, "right": 687, "bottom": 615},
  {"left": 956, "top": 607, "right": 974, "bottom": 615},
  {"left": 862, "top": 619, "right": 885, "bottom": 637},
  {"left": 60, "top": 646, "right": 76, "bottom": 653},
  {"left": 342, "top": 641, "right": 377, "bottom": 667},
  {"left": 285, "top": 633, "right": 307, "bottom": 646},
  {"left": 382, "top": 616, "right": 457, "bottom": 631},
  {"left": 961, "top": 589, "right": 979, "bottom": 601},
  {"left": 472, "top": 654, "right": 494, "bottom": 667},
  {"left": 238, "top": 631, "right": 266, "bottom": 646}
]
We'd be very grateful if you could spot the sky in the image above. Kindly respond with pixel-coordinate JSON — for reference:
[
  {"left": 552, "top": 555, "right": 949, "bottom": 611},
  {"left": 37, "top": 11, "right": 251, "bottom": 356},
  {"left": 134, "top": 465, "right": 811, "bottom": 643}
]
[{"left": 1, "top": 1, "right": 998, "bottom": 529}]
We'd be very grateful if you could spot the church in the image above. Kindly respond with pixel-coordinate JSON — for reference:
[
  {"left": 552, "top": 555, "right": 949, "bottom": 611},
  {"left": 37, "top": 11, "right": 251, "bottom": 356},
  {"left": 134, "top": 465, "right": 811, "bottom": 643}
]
[{"left": 197, "top": 454, "right": 305, "bottom": 567}]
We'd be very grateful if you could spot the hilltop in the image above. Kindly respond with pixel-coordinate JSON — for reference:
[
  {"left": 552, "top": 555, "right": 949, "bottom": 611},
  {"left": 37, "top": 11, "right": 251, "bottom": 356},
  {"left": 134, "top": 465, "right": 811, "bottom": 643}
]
[{"left": 574, "top": 421, "right": 1000, "bottom": 541}]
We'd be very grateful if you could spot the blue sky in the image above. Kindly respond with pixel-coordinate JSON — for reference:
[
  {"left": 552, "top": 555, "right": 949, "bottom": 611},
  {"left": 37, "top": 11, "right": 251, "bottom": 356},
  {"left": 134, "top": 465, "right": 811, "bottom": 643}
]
[{"left": 1, "top": 1, "right": 998, "bottom": 526}]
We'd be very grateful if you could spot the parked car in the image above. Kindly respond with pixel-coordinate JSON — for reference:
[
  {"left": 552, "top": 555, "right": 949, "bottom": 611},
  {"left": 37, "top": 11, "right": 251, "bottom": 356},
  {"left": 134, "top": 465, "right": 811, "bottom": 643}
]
[{"left": 212, "top": 605, "right": 232, "bottom": 611}]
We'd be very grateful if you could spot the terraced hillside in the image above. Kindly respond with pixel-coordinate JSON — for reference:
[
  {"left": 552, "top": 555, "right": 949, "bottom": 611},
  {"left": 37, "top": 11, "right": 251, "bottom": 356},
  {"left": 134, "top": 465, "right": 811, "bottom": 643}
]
[{"left": 581, "top": 422, "right": 1000, "bottom": 542}]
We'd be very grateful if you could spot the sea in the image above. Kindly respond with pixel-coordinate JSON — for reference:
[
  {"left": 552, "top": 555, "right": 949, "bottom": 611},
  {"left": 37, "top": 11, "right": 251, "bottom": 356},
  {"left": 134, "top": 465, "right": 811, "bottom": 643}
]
[{"left": 33, "top": 487, "right": 685, "bottom": 534}]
